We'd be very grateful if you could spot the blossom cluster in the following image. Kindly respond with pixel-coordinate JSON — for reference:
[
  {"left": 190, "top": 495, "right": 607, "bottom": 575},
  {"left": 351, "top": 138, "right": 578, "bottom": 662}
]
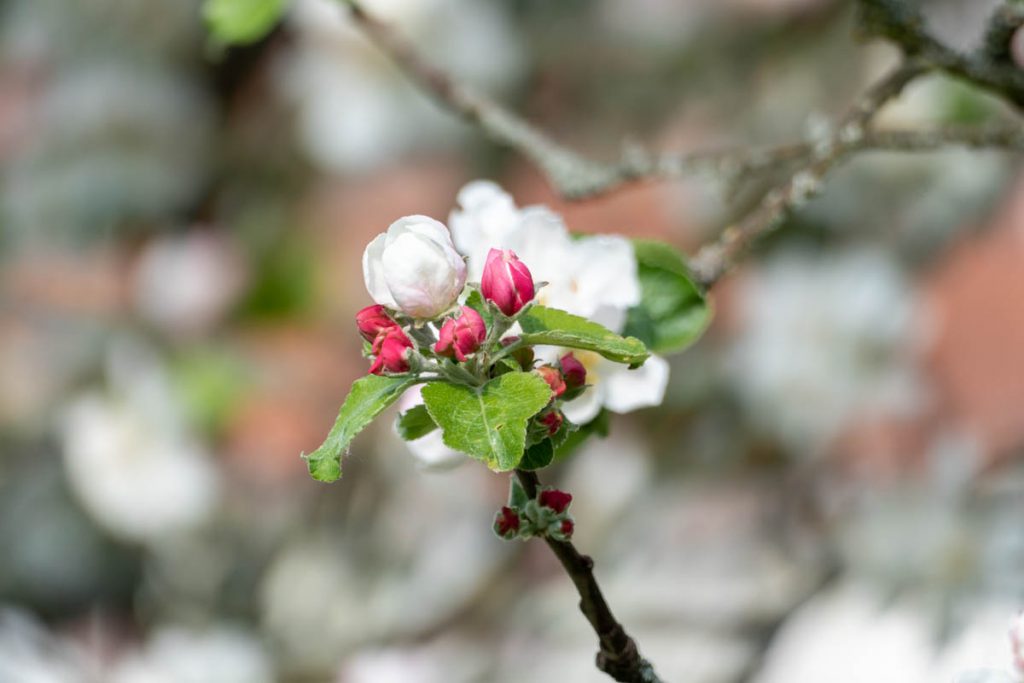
[
  {"left": 494, "top": 486, "right": 575, "bottom": 542},
  {"left": 358, "top": 213, "right": 587, "bottom": 448},
  {"left": 354, "top": 182, "right": 671, "bottom": 469}
]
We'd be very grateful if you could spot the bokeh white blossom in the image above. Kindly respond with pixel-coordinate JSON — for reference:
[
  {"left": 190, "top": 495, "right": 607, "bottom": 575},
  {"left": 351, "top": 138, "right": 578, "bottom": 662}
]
[
  {"left": 729, "top": 247, "right": 925, "bottom": 455},
  {"left": 60, "top": 339, "right": 219, "bottom": 544},
  {"left": 281, "top": 0, "right": 524, "bottom": 171}
]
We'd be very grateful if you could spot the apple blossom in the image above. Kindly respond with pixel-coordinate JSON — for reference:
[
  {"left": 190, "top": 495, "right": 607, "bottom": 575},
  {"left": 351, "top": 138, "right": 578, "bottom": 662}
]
[
  {"left": 434, "top": 306, "right": 487, "bottom": 362},
  {"left": 480, "top": 247, "right": 535, "bottom": 316},
  {"left": 363, "top": 215, "right": 467, "bottom": 319},
  {"left": 368, "top": 327, "right": 413, "bottom": 375},
  {"left": 449, "top": 181, "right": 667, "bottom": 422},
  {"left": 355, "top": 304, "right": 399, "bottom": 343}
]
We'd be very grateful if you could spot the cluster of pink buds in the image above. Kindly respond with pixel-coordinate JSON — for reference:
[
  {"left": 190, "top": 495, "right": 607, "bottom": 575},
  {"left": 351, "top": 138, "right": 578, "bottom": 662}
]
[
  {"left": 355, "top": 243, "right": 541, "bottom": 378},
  {"left": 527, "top": 352, "right": 587, "bottom": 438},
  {"left": 494, "top": 482, "right": 575, "bottom": 542},
  {"left": 356, "top": 304, "right": 413, "bottom": 375}
]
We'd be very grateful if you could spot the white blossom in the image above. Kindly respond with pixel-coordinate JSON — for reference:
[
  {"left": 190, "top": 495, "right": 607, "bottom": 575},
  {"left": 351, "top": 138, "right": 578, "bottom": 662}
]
[
  {"left": 363, "top": 215, "right": 467, "bottom": 319},
  {"left": 109, "top": 627, "right": 272, "bottom": 683},
  {"left": 729, "top": 248, "right": 923, "bottom": 454},
  {"left": 449, "top": 180, "right": 666, "bottom": 422},
  {"left": 60, "top": 340, "right": 219, "bottom": 544}
]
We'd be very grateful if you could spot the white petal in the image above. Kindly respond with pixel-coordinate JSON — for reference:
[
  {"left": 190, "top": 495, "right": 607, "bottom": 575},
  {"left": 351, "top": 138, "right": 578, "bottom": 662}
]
[
  {"left": 602, "top": 354, "right": 670, "bottom": 414},
  {"left": 561, "top": 383, "right": 605, "bottom": 425},
  {"left": 396, "top": 387, "right": 465, "bottom": 470},
  {"left": 382, "top": 232, "right": 460, "bottom": 318},
  {"left": 571, "top": 236, "right": 641, "bottom": 312},
  {"left": 362, "top": 233, "right": 397, "bottom": 308},
  {"left": 405, "top": 431, "right": 467, "bottom": 470},
  {"left": 449, "top": 181, "right": 520, "bottom": 280},
  {"left": 385, "top": 214, "right": 452, "bottom": 248}
]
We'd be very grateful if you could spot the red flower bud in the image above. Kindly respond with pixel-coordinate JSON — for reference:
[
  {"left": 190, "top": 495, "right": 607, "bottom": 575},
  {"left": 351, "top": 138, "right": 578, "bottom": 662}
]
[
  {"left": 481, "top": 248, "right": 535, "bottom": 316},
  {"left": 494, "top": 506, "right": 520, "bottom": 538},
  {"left": 560, "top": 519, "right": 574, "bottom": 537},
  {"left": 559, "top": 353, "right": 587, "bottom": 389},
  {"left": 539, "top": 410, "right": 563, "bottom": 435},
  {"left": 434, "top": 306, "right": 487, "bottom": 362},
  {"left": 368, "top": 326, "right": 413, "bottom": 375},
  {"left": 536, "top": 366, "right": 566, "bottom": 398},
  {"left": 356, "top": 304, "right": 399, "bottom": 343},
  {"left": 538, "top": 488, "right": 572, "bottom": 514}
]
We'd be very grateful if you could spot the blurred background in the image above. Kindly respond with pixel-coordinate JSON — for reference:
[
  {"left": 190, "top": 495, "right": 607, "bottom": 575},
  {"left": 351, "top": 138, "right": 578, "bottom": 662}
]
[{"left": 2, "top": 0, "right": 1024, "bottom": 681}]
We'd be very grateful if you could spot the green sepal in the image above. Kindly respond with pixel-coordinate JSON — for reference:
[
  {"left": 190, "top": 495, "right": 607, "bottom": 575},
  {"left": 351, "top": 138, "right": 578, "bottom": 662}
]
[{"left": 508, "top": 477, "right": 529, "bottom": 508}]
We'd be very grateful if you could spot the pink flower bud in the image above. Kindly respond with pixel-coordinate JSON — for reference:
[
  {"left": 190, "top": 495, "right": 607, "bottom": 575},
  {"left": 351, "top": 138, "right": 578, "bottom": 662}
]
[
  {"left": 559, "top": 353, "right": 587, "bottom": 389},
  {"left": 368, "top": 327, "right": 413, "bottom": 375},
  {"left": 536, "top": 366, "right": 566, "bottom": 398},
  {"left": 356, "top": 304, "right": 399, "bottom": 343},
  {"left": 481, "top": 248, "right": 535, "bottom": 316},
  {"left": 538, "top": 488, "right": 572, "bottom": 513},
  {"left": 560, "top": 519, "right": 574, "bottom": 537},
  {"left": 538, "top": 410, "right": 563, "bottom": 436},
  {"left": 434, "top": 306, "right": 487, "bottom": 362},
  {"left": 494, "top": 506, "right": 520, "bottom": 538}
]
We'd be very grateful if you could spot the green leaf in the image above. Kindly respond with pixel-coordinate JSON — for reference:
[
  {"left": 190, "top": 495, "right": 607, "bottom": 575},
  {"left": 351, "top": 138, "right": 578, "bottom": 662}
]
[
  {"left": 420, "top": 372, "right": 552, "bottom": 471},
  {"left": 518, "top": 306, "right": 649, "bottom": 367},
  {"left": 519, "top": 439, "right": 554, "bottom": 470},
  {"left": 624, "top": 240, "right": 711, "bottom": 354},
  {"left": 396, "top": 404, "right": 437, "bottom": 441},
  {"left": 304, "top": 375, "right": 418, "bottom": 482},
  {"left": 508, "top": 477, "right": 529, "bottom": 508},
  {"left": 204, "top": 0, "right": 286, "bottom": 46}
]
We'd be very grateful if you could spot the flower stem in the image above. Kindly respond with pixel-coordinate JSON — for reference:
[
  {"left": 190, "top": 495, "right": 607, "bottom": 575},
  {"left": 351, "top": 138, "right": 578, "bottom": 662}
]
[{"left": 514, "top": 469, "right": 664, "bottom": 683}]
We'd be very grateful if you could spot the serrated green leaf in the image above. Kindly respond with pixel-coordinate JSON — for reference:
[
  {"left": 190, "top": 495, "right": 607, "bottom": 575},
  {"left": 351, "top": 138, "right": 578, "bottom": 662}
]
[
  {"left": 518, "top": 305, "right": 649, "bottom": 367},
  {"left": 420, "top": 372, "right": 552, "bottom": 471},
  {"left": 204, "top": 0, "right": 285, "bottom": 46},
  {"left": 304, "top": 375, "right": 418, "bottom": 482},
  {"left": 520, "top": 439, "right": 554, "bottom": 470},
  {"left": 396, "top": 404, "right": 437, "bottom": 441},
  {"left": 624, "top": 240, "right": 711, "bottom": 354}
]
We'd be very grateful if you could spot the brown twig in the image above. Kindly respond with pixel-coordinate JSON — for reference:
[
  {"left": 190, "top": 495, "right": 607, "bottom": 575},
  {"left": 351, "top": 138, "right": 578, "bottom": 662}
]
[
  {"left": 514, "top": 469, "right": 662, "bottom": 683},
  {"left": 687, "top": 58, "right": 930, "bottom": 287}
]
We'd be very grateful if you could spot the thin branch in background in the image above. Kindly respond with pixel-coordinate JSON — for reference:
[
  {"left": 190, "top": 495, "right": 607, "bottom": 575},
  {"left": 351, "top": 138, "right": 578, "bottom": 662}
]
[
  {"left": 514, "top": 469, "right": 662, "bottom": 683},
  {"left": 688, "top": 58, "right": 930, "bottom": 287}
]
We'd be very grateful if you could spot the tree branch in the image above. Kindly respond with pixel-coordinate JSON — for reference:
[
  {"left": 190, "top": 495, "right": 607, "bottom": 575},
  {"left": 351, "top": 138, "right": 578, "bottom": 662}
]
[
  {"left": 688, "top": 58, "right": 930, "bottom": 287},
  {"left": 857, "top": 0, "right": 1024, "bottom": 110},
  {"left": 514, "top": 469, "right": 663, "bottom": 683}
]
